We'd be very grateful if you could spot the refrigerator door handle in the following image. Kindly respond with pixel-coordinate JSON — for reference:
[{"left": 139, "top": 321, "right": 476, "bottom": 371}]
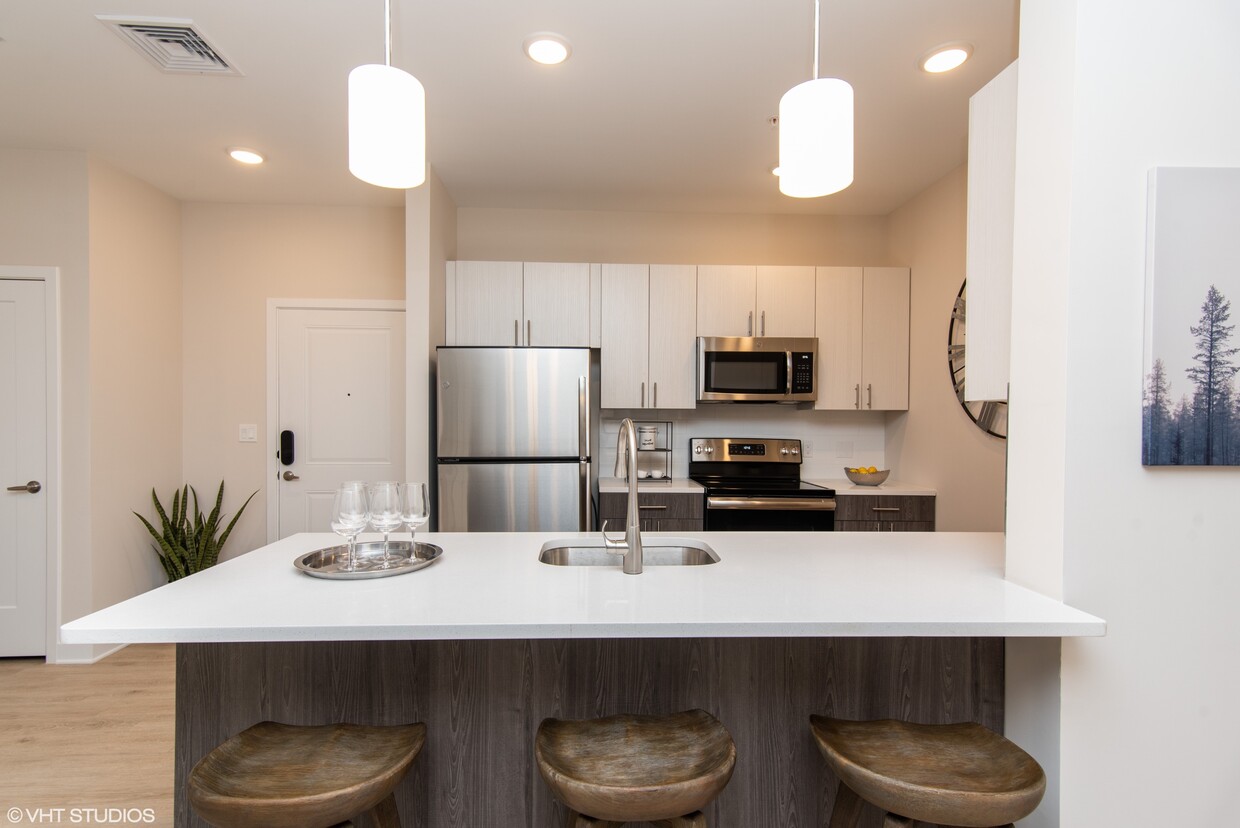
[{"left": 578, "top": 375, "right": 588, "bottom": 530}]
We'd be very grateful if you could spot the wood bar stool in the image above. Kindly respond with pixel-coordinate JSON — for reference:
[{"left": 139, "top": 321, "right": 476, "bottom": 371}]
[
  {"left": 535, "top": 709, "right": 736, "bottom": 827},
  {"left": 809, "top": 716, "right": 1045, "bottom": 828},
  {"left": 188, "top": 721, "right": 426, "bottom": 828}
]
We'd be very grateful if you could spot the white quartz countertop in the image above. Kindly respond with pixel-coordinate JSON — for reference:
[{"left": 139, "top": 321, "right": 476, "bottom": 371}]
[
  {"left": 61, "top": 531, "right": 1103, "bottom": 644},
  {"left": 809, "top": 479, "right": 938, "bottom": 496},
  {"left": 598, "top": 477, "right": 704, "bottom": 494}
]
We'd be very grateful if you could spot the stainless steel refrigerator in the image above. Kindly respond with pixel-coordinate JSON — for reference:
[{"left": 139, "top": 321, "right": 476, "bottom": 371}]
[{"left": 436, "top": 347, "right": 598, "bottom": 532}]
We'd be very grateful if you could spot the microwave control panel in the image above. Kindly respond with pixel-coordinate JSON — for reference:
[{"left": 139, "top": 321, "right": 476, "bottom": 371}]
[{"left": 791, "top": 352, "right": 815, "bottom": 394}]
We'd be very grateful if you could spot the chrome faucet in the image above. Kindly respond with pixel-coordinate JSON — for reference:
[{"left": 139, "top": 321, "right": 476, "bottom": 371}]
[{"left": 602, "top": 418, "right": 644, "bottom": 574}]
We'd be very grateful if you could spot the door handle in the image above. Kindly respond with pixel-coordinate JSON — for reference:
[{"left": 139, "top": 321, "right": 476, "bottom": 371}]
[
  {"left": 7, "top": 480, "right": 41, "bottom": 494},
  {"left": 282, "top": 471, "right": 300, "bottom": 481}
]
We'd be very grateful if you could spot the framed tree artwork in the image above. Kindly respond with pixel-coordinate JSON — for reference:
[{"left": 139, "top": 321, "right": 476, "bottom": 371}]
[{"left": 1143, "top": 167, "right": 1240, "bottom": 465}]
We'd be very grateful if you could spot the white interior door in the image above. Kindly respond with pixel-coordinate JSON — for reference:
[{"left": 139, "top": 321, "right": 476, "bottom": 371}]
[
  {"left": 0, "top": 279, "right": 47, "bottom": 657},
  {"left": 276, "top": 307, "right": 405, "bottom": 538}
]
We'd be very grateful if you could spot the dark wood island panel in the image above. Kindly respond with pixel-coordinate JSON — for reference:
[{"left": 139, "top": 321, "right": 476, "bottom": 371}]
[{"left": 175, "top": 637, "right": 1002, "bottom": 827}]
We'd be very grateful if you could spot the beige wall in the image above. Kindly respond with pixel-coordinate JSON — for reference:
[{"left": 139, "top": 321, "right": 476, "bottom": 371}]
[
  {"left": 181, "top": 203, "right": 405, "bottom": 559},
  {"left": 406, "top": 168, "right": 457, "bottom": 487},
  {"left": 0, "top": 148, "right": 93, "bottom": 660},
  {"left": 886, "top": 166, "right": 1007, "bottom": 531},
  {"left": 87, "top": 159, "right": 183, "bottom": 612},
  {"left": 457, "top": 207, "right": 889, "bottom": 265}
]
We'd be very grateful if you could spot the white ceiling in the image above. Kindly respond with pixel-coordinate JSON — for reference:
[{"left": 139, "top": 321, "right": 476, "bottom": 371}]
[{"left": 0, "top": 0, "right": 1018, "bottom": 215}]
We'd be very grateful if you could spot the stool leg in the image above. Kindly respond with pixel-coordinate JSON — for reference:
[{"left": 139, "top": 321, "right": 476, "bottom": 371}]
[
  {"left": 357, "top": 792, "right": 401, "bottom": 828},
  {"left": 566, "top": 811, "right": 620, "bottom": 828},
  {"left": 653, "top": 812, "right": 708, "bottom": 827},
  {"left": 827, "top": 781, "right": 865, "bottom": 828},
  {"left": 880, "top": 814, "right": 912, "bottom": 828}
]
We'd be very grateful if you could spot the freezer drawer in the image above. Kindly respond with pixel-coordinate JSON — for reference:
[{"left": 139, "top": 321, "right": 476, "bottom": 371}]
[{"left": 438, "top": 461, "right": 590, "bottom": 532}]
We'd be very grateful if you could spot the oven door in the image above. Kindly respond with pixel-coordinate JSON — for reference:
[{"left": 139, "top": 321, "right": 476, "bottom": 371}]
[{"left": 704, "top": 496, "right": 836, "bottom": 531}]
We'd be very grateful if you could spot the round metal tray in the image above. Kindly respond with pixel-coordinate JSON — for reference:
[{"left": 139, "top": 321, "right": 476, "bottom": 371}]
[{"left": 294, "top": 540, "right": 443, "bottom": 580}]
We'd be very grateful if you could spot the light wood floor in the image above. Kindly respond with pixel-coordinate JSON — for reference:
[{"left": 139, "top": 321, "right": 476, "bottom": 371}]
[{"left": 0, "top": 645, "right": 174, "bottom": 824}]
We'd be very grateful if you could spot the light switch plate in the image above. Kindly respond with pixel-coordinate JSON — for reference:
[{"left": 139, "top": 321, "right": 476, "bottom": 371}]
[{"left": 239, "top": 424, "right": 258, "bottom": 443}]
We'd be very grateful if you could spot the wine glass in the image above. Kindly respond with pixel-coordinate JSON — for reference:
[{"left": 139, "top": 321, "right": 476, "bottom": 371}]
[
  {"left": 330, "top": 482, "right": 369, "bottom": 572},
  {"left": 368, "top": 481, "right": 403, "bottom": 568},
  {"left": 400, "top": 482, "right": 430, "bottom": 548}
]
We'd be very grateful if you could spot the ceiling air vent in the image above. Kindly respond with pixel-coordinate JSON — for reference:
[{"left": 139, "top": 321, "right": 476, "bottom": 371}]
[{"left": 97, "top": 15, "right": 242, "bottom": 76}]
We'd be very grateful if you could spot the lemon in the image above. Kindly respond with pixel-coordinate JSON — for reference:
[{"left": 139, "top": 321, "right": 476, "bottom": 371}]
[{"left": 866, "top": 466, "right": 878, "bottom": 474}]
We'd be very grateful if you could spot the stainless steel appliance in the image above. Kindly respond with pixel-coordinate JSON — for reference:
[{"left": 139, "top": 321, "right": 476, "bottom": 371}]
[
  {"left": 436, "top": 347, "right": 598, "bottom": 531},
  {"left": 688, "top": 437, "right": 835, "bottom": 531},
  {"left": 696, "top": 336, "right": 818, "bottom": 403}
]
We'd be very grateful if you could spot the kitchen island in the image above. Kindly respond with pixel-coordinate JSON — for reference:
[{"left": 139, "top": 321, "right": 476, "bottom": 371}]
[{"left": 63, "top": 532, "right": 1102, "bottom": 827}]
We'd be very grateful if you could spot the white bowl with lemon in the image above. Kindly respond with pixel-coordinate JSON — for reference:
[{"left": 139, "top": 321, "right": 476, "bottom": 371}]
[{"left": 844, "top": 466, "right": 890, "bottom": 486}]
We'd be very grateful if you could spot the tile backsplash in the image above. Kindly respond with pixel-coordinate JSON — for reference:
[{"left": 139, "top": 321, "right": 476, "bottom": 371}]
[{"left": 600, "top": 407, "right": 887, "bottom": 480}]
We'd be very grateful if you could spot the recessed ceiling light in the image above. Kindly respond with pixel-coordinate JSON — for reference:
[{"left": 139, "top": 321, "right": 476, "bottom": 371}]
[
  {"left": 227, "top": 147, "right": 264, "bottom": 165},
  {"left": 523, "top": 32, "right": 571, "bottom": 66},
  {"left": 920, "top": 42, "right": 973, "bottom": 74}
]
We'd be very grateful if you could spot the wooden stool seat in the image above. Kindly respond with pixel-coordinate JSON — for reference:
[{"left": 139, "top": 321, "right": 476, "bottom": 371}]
[
  {"left": 188, "top": 721, "right": 426, "bottom": 828},
  {"left": 536, "top": 709, "right": 736, "bottom": 826},
  {"left": 810, "top": 716, "right": 1045, "bottom": 828}
]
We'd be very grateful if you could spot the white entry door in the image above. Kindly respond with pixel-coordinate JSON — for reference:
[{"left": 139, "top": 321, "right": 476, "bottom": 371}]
[
  {"left": 0, "top": 279, "right": 48, "bottom": 657},
  {"left": 275, "top": 307, "right": 405, "bottom": 539}
]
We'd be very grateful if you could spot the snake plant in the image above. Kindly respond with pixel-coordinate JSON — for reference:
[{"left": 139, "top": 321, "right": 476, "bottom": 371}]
[{"left": 134, "top": 482, "right": 256, "bottom": 581}]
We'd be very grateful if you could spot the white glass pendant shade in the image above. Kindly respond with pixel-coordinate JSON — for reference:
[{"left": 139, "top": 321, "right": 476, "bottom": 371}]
[
  {"left": 778, "top": 77, "right": 854, "bottom": 198},
  {"left": 348, "top": 63, "right": 426, "bottom": 189}
]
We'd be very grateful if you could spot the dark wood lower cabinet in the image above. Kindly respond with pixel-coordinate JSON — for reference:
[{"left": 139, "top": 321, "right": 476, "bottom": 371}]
[
  {"left": 176, "top": 637, "right": 1002, "bottom": 827},
  {"left": 835, "top": 495, "right": 936, "bottom": 532},
  {"left": 599, "top": 491, "right": 704, "bottom": 532}
]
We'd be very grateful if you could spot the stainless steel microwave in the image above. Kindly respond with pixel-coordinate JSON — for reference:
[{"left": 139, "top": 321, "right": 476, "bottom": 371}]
[{"left": 697, "top": 336, "right": 818, "bottom": 403}]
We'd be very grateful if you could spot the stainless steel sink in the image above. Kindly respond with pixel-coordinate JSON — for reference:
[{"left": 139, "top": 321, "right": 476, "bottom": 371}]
[{"left": 538, "top": 539, "right": 719, "bottom": 567}]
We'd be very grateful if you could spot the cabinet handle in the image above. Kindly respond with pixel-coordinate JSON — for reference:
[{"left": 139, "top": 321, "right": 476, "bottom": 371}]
[
  {"left": 641, "top": 382, "right": 646, "bottom": 407},
  {"left": 639, "top": 505, "right": 668, "bottom": 511},
  {"left": 871, "top": 506, "right": 901, "bottom": 513},
  {"left": 854, "top": 384, "right": 860, "bottom": 409},
  {"left": 514, "top": 319, "right": 519, "bottom": 346},
  {"left": 748, "top": 311, "right": 753, "bottom": 337},
  {"left": 527, "top": 319, "right": 531, "bottom": 346},
  {"left": 867, "top": 384, "right": 873, "bottom": 409},
  {"left": 653, "top": 382, "right": 658, "bottom": 408},
  {"left": 761, "top": 310, "right": 766, "bottom": 336}
]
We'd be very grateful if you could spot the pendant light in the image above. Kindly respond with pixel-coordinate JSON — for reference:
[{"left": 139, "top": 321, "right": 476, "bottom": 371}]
[
  {"left": 349, "top": 0, "right": 425, "bottom": 189},
  {"left": 778, "top": 0, "right": 853, "bottom": 198}
]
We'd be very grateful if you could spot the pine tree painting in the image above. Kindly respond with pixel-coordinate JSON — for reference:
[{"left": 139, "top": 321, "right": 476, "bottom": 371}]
[{"left": 1143, "top": 168, "right": 1240, "bottom": 465}]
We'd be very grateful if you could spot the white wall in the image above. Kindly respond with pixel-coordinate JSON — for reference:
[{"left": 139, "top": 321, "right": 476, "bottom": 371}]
[
  {"left": 181, "top": 203, "right": 405, "bottom": 558},
  {"left": 1008, "top": 0, "right": 1240, "bottom": 824},
  {"left": 887, "top": 165, "right": 1008, "bottom": 531},
  {"left": 87, "top": 159, "right": 182, "bottom": 613}
]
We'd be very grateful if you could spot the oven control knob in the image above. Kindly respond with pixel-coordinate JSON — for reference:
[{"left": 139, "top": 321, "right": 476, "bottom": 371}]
[
  {"left": 780, "top": 448, "right": 789, "bottom": 455},
  {"left": 694, "top": 445, "right": 702, "bottom": 454},
  {"left": 791, "top": 447, "right": 800, "bottom": 455},
  {"left": 704, "top": 446, "right": 714, "bottom": 454}
]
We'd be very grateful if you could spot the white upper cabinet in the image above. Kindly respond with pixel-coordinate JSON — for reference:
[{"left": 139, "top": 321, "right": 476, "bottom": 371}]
[
  {"left": 965, "top": 60, "right": 1018, "bottom": 401},
  {"left": 600, "top": 264, "right": 650, "bottom": 409},
  {"left": 815, "top": 266, "right": 909, "bottom": 411},
  {"left": 446, "top": 261, "right": 590, "bottom": 347},
  {"left": 696, "top": 265, "right": 756, "bottom": 337},
  {"left": 647, "top": 265, "right": 698, "bottom": 409},
  {"left": 756, "top": 266, "right": 816, "bottom": 337},
  {"left": 600, "top": 264, "right": 697, "bottom": 410},
  {"left": 696, "top": 264, "right": 815, "bottom": 337},
  {"left": 523, "top": 262, "right": 591, "bottom": 346},
  {"left": 450, "top": 260, "right": 524, "bottom": 346}
]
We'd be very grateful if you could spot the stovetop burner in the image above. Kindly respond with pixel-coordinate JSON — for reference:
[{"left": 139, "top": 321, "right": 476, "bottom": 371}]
[{"left": 687, "top": 438, "right": 836, "bottom": 499}]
